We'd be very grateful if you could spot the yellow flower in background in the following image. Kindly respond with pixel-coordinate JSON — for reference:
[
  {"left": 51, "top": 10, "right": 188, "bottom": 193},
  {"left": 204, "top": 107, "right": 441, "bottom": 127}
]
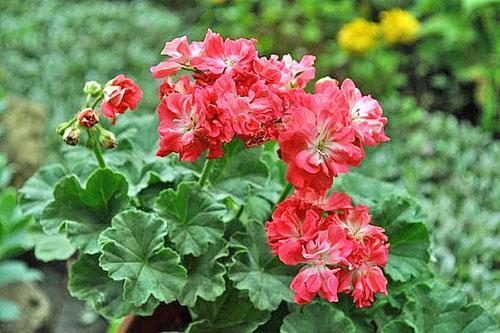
[
  {"left": 380, "top": 9, "right": 420, "bottom": 44},
  {"left": 337, "top": 18, "right": 380, "bottom": 54},
  {"left": 210, "top": 0, "right": 226, "bottom": 4}
]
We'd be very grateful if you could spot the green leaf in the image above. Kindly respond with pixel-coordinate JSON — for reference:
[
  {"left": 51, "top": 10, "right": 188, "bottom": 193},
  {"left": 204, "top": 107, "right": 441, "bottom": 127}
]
[
  {"left": 179, "top": 240, "right": 229, "bottom": 307},
  {"left": 154, "top": 181, "right": 226, "bottom": 257},
  {"left": 229, "top": 222, "right": 294, "bottom": 311},
  {"left": 0, "top": 297, "right": 19, "bottom": 321},
  {"left": 381, "top": 320, "right": 414, "bottom": 333},
  {"left": 19, "top": 163, "right": 67, "bottom": 217},
  {"left": 99, "top": 209, "right": 187, "bottom": 306},
  {"left": 280, "top": 302, "right": 356, "bottom": 333},
  {"left": 31, "top": 232, "right": 76, "bottom": 262},
  {"left": 68, "top": 253, "right": 159, "bottom": 319},
  {"left": 41, "top": 168, "right": 129, "bottom": 254},
  {"left": 187, "top": 287, "right": 271, "bottom": 333},
  {"left": 403, "top": 283, "right": 499, "bottom": 333},
  {"left": 207, "top": 140, "right": 269, "bottom": 204},
  {"left": 0, "top": 260, "right": 41, "bottom": 287},
  {"left": 334, "top": 173, "right": 430, "bottom": 282},
  {"left": 0, "top": 189, "right": 33, "bottom": 260}
]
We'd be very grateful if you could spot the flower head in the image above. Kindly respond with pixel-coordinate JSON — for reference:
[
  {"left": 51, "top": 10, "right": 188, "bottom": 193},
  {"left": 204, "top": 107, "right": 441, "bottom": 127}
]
[
  {"left": 100, "top": 75, "right": 142, "bottom": 124},
  {"left": 278, "top": 92, "right": 363, "bottom": 191},
  {"left": 78, "top": 108, "right": 99, "bottom": 128},
  {"left": 380, "top": 9, "right": 419, "bottom": 44},
  {"left": 337, "top": 18, "right": 380, "bottom": 54}
]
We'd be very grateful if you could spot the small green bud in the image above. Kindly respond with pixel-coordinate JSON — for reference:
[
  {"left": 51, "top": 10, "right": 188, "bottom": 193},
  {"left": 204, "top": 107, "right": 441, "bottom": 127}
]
[
  {"left": 83, "top": 81, "right": 102, "bottom": 97},
  {"left": 56, "top": 119, "right": 74, "bottom": 136},
  {"left": 98, "top": 128, "right": 118, "bottom": 150},
  {"left": 63, "top": 126, "right": 81, "bottom": 146}
]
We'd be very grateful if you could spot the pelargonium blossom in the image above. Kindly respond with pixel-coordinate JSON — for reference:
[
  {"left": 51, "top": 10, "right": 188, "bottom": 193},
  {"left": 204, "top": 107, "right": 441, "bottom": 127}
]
[
  {"left": 100, "top": 74, "right": 143, "bottom": 124},
  {"left": 267, "top": 191, "right": 389, "bottom": 307}
]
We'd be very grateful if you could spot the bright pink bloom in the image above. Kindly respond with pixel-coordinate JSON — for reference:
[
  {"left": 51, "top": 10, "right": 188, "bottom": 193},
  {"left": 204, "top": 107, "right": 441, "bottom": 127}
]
[
  {"left": 281, "top": 54, "right": 316, "bottom": 89},
  {"left": 339, "top": 240, "right": 389, "bottom": 308},
  {"left": 294, "top": 188, "right": 353, "bottom": 212},
  {"left": 253, "top": 55, "right": 283, "bottom": 85},
  {"left": 150, "top": 36, "right": 204, "bottom": 78},
  {"left": 340, "top": 79, "right": 389, "bottom": 146},
  {"left": 336, "top": 205, "right": 387, "bottom": 242},
  {"left": 100, "top": 75, "right": 142, "bottom": 124},
  {"left": 279, "top": 93, "right": 363, "bottom": 191},
  {"left": 267, "top": 209, "right": 324, "bottom": 265},
  {"left": 291, "top": 266, "right": 340, "bottom": 304},
  {"left": 190, "top": 30, "right": 257, "bottom": 74}
]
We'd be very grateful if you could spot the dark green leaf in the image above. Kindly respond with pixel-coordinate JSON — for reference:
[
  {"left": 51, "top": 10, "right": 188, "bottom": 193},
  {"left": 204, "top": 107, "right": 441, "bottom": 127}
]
[
  {"left": 187, "top": 287, "right": 271, "bottom": 333},
  {"left": 99, "top": 209, "right": 186, "bottom": 306},
  {"left": 154, "top": 181, "right": 226, "bottom": 257},
  {"left": 280, "top": 302, "right": 356, "bottom": 333},
  {"left": 41, "top": 168, "right": 129, "bottom": 254},
  {"left": 68, "top": 253, "right": 159, "bottom": 319},
  {"left": 179, "top": 240, "right": 229, "bottom": 307},
  {"left": 229, "top": 222, "right": 294, "bottom": 311}
]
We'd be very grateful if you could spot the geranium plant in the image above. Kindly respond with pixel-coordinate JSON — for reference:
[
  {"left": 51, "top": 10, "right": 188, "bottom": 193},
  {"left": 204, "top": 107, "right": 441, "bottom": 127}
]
[{"left": 21, "top": 29, "right": 497, "bottom": 332}]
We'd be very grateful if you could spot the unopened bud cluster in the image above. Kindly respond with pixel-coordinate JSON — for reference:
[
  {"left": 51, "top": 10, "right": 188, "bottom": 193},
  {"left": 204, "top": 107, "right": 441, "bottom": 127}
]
[{"left": 54, "top": 76, "right": 142, "bottom": 150}]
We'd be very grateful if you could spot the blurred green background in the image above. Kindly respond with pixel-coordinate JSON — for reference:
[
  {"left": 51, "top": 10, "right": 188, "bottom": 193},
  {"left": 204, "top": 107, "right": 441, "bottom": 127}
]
[{"left": 0, "top": 0, "right": 498, "bottom": 330}]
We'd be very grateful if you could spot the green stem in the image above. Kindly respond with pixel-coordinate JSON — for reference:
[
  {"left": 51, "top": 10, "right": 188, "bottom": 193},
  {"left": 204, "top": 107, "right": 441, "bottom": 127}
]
[
  {"left": 91, "top": 94, "right": 104, "bottom": 110},
  {"left": 198, "top": 159, "right": 214, "bottom": 188},
  {"left": 88, "top": 129, "right": 106, "bottom": 168},
  {"left": 277, "top": 182, "right": 293, "bottom": 203}
]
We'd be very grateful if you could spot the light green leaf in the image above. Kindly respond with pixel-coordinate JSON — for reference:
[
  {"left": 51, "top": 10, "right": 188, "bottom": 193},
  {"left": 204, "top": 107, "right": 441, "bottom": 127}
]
[
  {"left": 403, "top": 283, "right": 499, "bottom": 333},
  {"left": 31, "top": 232, "right": 76, "bottom": 262},
  {"left": 41, "top": 168, "right": 129, "bottom": 254},
  {"left": 334, "top": 173, "right": 430, "bottom": 282},
  {"left": 68, "top": 253, "right": 159, "bottom": 319},
  {"left": 187, "top": 287, "right": 271, "bottom": 333},
  {"left": 0, "top": 260, "right": 41, "bottom": 287},
  {"left": 280, "top": 302, "right": 356, "bottom": 333},
  {"left": 0, "top": 297, "right": 19, "bottom": 321},
  {"left": 154, "top": 181, "right": 226, "bottom": 257},
  {"left": 229, "top": 222, "right": 294, "bottom": 311},
  {"left": 19, "top": 163, "right": 67, "bottom": 217},
  {"left": 179, "top": 240, "right": 229, "bottom": 307},
  {"left": 99, "top": 209, "right": 187, "bottom": 306}
]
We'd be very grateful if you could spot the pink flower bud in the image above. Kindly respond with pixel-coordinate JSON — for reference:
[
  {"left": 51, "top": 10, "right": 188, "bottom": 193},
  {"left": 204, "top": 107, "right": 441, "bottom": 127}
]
[{"left": 78, "top": 108, "right": 100, "bottom": 128}]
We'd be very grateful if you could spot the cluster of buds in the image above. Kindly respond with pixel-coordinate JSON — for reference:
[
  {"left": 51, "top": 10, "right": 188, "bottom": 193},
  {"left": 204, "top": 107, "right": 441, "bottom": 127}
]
[{"left": 56, "top": 75, "right": 142, "bottom": 150}]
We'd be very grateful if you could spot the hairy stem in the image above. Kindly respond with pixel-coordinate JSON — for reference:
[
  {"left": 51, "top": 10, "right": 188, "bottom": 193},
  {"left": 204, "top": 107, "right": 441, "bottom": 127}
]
[
  {"left": 277, "top": 182, "right": 293, "bottom": 203},
  {"left": 88, "top": 129, "right": 106, "bottom": 168},
  {"left": 198, "top": 158, "right": 214, "bottom": 188}
]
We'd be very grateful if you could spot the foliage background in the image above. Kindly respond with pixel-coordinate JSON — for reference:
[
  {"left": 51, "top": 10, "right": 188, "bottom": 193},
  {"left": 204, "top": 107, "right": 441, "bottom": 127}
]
[{"left": 0, "top": 0, "right": 498, "bottom": 326}]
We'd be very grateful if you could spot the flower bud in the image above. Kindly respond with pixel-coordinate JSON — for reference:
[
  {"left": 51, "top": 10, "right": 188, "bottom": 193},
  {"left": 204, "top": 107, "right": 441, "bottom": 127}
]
[
  {"left": 63, "top": 126, "right": 81, "bottom": 146},
  {"left": 78, "top": 108, "right": 100, "bottom": 128},
  {"left": 98, "top": 128, "right": 118, "bottom": 150},
  {"left": 83, "top": 81, "right": 102, "bottom": 96},
  {"left": 56, "top": 119, "right": 74, "bottom": 136}
]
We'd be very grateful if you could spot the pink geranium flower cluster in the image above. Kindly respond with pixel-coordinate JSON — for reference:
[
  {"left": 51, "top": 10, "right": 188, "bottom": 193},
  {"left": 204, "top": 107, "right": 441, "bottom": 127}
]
[
  {"left": 266, "top": 190, "right": 389, "bottom": 307},
  {"left": 151, "top": 29, "right": 390, "bottom": 307}
]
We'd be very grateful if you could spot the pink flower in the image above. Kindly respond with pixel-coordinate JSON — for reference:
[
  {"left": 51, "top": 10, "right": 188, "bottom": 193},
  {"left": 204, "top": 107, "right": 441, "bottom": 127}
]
[
  {"left": 100, "top": 75, "right": 142, "bottom": 124},
  {"left": 294, "top": 188, "right": 353, "bottom": 212},
  {"left": 281, "top": 54, "right": 316, "bottom": 89},
  {"left": 278, "top": 93, "right": 363, "bottom": 191},
  {"left": 336, "top": 205, "right": 387, "bottom": 242},
  {"left": 150, "top": 36, "right": 204, "bottom": 78},
  {"left": 340, "top": 79, "right": 389, "bottom": 146},
  {"left": 156, "top": 93, "right": 206, "bottom": 161},
  {"left": 301, "top": 224, "right": 353, "bottom": 267},
  {"left": 267, "top": 209, "right": 324, "bottom": 265},
  {"left": 291, "top": 266, "right": 340, "bottom": 304},
  {"left": 339, "top": 239, "right": 389, "bottom": 308},
  {"left": 190, "top": 30, "right": 257, "bottom": 74}
]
